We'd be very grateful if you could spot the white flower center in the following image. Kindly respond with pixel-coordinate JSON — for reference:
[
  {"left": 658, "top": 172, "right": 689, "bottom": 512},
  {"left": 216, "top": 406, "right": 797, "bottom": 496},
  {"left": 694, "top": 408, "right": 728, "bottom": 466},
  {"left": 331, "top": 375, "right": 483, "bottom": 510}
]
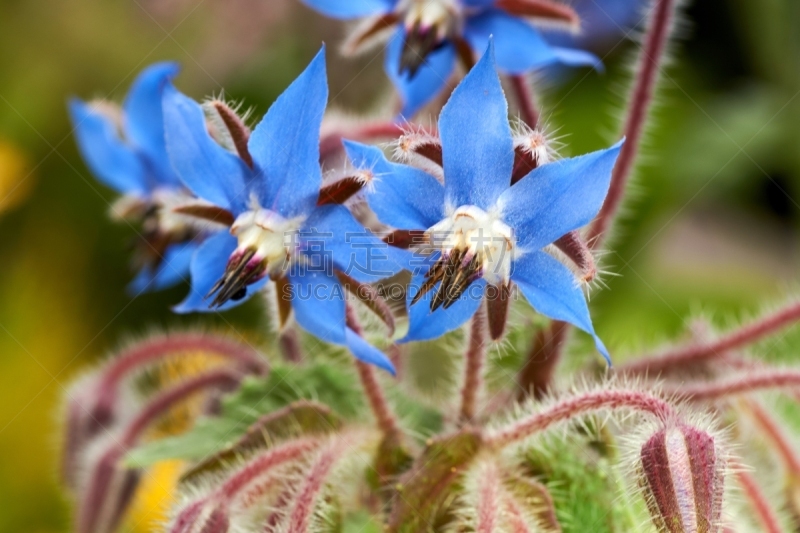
[
  {"left": 429, "top": 205, "right": 515, "bottom": 285},
  {"left": 400, "top": 0, "right": 459, "bottom": 35},
  {"left": 231, "top": 208, "right": 306, "bottom": 277}
]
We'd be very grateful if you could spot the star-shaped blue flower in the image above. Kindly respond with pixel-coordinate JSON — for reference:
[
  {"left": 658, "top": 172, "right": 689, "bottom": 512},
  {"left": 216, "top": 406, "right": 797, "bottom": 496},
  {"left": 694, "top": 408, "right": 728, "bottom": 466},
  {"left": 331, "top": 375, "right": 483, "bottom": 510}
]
[
  {"left": 162, "top": 47, "right": 403, "bottom": 373},
  {"left": 345, "top": 43, "right": 621, "bottom": 362},
  {"left": 69, "top": 62, "right": 204, "bottom": 294},
  {"left": 301, "top": 0, "right": 600, "bottom": 117}
]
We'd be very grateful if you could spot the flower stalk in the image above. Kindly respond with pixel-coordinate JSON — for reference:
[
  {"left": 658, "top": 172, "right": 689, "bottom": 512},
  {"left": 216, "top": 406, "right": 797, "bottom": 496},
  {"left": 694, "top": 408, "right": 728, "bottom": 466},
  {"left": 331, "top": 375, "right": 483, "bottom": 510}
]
[
  {"left": 488, "top": 388, "right": 676, "bottom": 449},
  {"left": 621, "top": 301, "right": 800, "bottom": 376},
  {"left": 460, "top": 306, "right": 489, "bottom": 423},
  {"left": 345, "top": 303, "right": 399, "bottom": 436}
]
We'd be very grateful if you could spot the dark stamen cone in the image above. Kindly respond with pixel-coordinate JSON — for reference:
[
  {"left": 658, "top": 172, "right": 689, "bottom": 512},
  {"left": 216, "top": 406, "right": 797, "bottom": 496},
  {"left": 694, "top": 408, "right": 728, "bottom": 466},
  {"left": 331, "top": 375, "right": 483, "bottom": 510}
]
[
  {"left": 400, "top": 22, "right": 441, "bottom": 77},
  {"left": 639, "top": 424, "right": 725, "bottom": 533},
  {"left": 207, "top": 249, "right": 266, "bottom": 308}
]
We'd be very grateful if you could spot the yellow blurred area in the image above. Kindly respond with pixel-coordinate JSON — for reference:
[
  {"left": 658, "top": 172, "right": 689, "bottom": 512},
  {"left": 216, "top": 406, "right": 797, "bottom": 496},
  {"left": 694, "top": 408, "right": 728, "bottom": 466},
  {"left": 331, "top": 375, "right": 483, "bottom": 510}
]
[
  {"left": 0, "top": 139, "right": 34, "bottom": 213},
  {"left": 123, "top": 460, "right": 184, "bottom": 533}
]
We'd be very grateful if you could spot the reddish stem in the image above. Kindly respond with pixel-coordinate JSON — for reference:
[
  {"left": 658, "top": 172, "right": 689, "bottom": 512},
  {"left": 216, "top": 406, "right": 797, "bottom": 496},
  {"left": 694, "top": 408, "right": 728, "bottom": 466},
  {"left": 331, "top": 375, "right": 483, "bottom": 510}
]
[
  {"left": 96, "top": 333, "right": 265, "bottom": 419},
  {"left": 120, "top": 369, "right": 241, "bottom": 447},
  {"left": 319, "top": 122, "right": 405, "bottom": 161},
  {"left": 522, "top": 0, "right": 678, "bottom": 398},
  {"left": 78, "top": 369, "right": 241, "bottom": 533},
  {"left": 735, "top": 469, "right": 783, "bottom": 533},
  {"left": 218, "top": 437, "right": 321, "bottom": 500},
  {"left": 460, "top": 306, "right": 489, "bottom": 423},
  {"left": 508, "top": 75, "right": 539, "bottom": 128},
  {"left": 621, "top": 301, "right": 800, "bottom": 375},
  {"left": 345, "top": 304, "right": 399, "bottom": 435},
  {"left": 516, "top": 321, "right": 569, "bottom": 400},
  {"left": 588, "top": 0, "right": 676, "bottom": 246},
  {"left": 678, "top": 370, "right": 800, "bottom": 402},
  {"left": 744, "top": 400, "right": 800, "bottom": 476},
  {"left": 488, "top": 389, "right": 675, "bottom": 449}
]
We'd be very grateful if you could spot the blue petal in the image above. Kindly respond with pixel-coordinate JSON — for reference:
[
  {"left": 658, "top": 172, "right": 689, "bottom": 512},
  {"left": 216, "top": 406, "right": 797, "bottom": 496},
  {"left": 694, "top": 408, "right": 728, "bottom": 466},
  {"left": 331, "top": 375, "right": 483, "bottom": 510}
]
[
  {"left": 439, "top": 41, "right": 513, "bottom": 210},
  {"left": 498, "top": 141, "right": 623, "bottom": 251},
  {"left": 551, "top": 47, "right": 603, "bottom": 71},
  {"left": 289, "top": 265, "right": 396, "bottom": 373},
  {"left": 300, "top": 0, "right": 397, "bottom": 18},
  {"left": 288, "top": 265, "right": 347, "bottom": 344},
  {"left": 343, "top": 141, "right": 444, "bottom": 229},
  {"left": 248, "top": 48, "right": 327, "bottom": 219},
  {"left": 401, "top": 270, "right": 485, "bottom": 342},
  {"left": 127, "top": 240, "right": 197, "bottom": 294},
  {"left": 68, "top": 98, "right": 148, "bottom": 195},
  {"left": 122, "top": 62, "right": 181, "bottom": 188},
  {"left": 345, "top": 328, "right": 396, "bottom": 375},
  {"left": 301, "top": 204, "right": 406, "bottom": 283},
  {"left": 465, "top": 9, "right": 563, "bottom": 74},
  {"left": 511, "top": 251, "right": 610, "bottom": 364},
  {"left": 461, "top": 0, "right": 495, "bottom": 7},
  {"left": 386, "top": 29, "right": 456, "bottom": 119},
  {"left": 173, "top": 232, "right": 268, "bottom": 313},
  {"left": 162, "top": 83, "right": 250, "bottom": 213}
]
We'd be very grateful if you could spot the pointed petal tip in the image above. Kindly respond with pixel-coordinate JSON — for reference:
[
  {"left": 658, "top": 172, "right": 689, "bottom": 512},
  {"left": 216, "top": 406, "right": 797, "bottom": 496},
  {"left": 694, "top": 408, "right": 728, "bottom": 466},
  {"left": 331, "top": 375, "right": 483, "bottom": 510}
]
[{"left": 595, "top": 337, "right": 612, "bottom": 367}]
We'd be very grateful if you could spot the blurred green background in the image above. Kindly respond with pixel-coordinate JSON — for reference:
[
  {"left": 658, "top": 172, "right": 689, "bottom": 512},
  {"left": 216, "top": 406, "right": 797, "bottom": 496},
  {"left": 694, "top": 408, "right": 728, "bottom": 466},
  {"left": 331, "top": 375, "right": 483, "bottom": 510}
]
[{"left": 0, "top": 0, "right": 799, "bottom": 531}]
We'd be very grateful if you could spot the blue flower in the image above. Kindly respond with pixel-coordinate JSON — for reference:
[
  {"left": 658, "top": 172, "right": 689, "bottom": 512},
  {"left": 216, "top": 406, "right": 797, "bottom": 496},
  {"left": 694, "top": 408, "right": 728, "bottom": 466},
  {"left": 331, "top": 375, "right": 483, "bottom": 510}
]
[
  {"left": 162, "top": 47, "right": 404, "bottom": 373},
  {"left": 301, "top": 0, "right": 600, "bottom": 117},
  {"left": 345, "top": 43, "right": 621, "bottom": 363},
  {"left": 69, "top": 62, "right": 209, "bottom": 293}
]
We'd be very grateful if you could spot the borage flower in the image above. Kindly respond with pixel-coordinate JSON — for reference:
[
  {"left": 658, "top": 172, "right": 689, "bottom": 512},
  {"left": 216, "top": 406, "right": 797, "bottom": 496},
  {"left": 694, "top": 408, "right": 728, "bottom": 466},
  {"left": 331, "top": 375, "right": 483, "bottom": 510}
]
[
  {"left": 301, "top": 0, "right": 599, "bottom": 117},
  {"left": 70, "top": 63, "right": 219, "bottom": 293},
  {"left": 162, "top": 47, "right": 403, "bottom": 372},
  {"left": 345, "top": 44, "right": 621, "bottom": 360}
]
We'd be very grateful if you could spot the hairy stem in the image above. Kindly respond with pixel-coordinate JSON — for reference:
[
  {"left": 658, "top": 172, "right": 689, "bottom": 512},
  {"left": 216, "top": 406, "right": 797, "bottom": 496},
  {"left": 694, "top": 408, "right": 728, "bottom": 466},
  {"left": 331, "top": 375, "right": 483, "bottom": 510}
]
[
  {"left": 521, "top": 0, "right": 679, "bottom": 399},
  {"left": 735, "top": 469, "right": 783, "bottom": 533},
  {"left": 588, "top": 0, "right": 677, "bottom": 246},
  {"left": 508, "top": 75, "right": 539, "bottom": 128},
  {"left": 488, "top": 389, "right": 675, "bottom": 449},
  {"left": 621, "top": 301, "right": 800, "bottom": 375},
  {"left": 677, "top": 370, "right": 800, "bottom": 402},
  {"left": 516, "top": 321, "right": 569, "bottom": 401},
  {"left": 121, "top": 369, "right": 241, "bottom": 447},
  {"left": 743, "top": 399, "right": 800, "bottom": 477},
  {"left": 345, "top": 304, "right": 399, "bottom": 435},
  {"left": 461, "top": 306, "right": 489, "bottom": 423},
  {"left": 319, "top": 122, "right": 405, "bottom": 160}
]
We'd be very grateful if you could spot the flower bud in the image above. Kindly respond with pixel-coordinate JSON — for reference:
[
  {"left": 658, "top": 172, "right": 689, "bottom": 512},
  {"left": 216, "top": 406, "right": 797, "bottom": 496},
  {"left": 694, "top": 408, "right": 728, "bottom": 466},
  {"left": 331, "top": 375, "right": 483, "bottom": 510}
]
[{"left": 638, "top": 423, "right": 725, "bottom": 533}]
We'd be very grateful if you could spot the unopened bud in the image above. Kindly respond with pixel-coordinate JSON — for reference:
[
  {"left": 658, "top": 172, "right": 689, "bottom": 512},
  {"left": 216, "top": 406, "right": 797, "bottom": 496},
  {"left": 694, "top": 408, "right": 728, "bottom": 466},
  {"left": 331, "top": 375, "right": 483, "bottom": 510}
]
[{"left": 638, "top": 424, "right": 725, "bottom": 533}]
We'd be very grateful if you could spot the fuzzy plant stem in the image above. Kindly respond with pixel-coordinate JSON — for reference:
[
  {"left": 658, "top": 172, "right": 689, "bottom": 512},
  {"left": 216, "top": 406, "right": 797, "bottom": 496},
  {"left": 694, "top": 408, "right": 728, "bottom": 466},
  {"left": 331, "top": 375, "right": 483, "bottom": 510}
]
[
  {"left": 461, "top": 306, "right": 489, "bottom": 423},
  {"left": 516, "top": 320, "right": 569, "bottom": 400},
  {"left": 734, "top": 469, "right": 783, "bottom": 533},
  {"left": 744, "top": 399, "right": 800, "bottom": 479},
  {"left": 678, "top": 369, "right": 800, "bottom": 402},
  {"left": 508, "top": 75, "right": 539, "bottom": 128},
  {"left": 621, "top": 301, "right": 800, "bottom": 375},
  {"left": 78, "top": 369, "right": 241, "bottom": 533},
  {"left": 345, "top": 304, "right": 399, "bottom": 435},
  {"left": 319, "top": 122, "right": 407, "bottom": 160},
  {"left": 95, "top": 333, "right": 266, "bottom": 420},
  {"left": 487, "top": 389, "right": 676, "bottom": 449},
  {"left": 518, "top": 0, "right": 678, "bottom": 396},
  {"left": 588, "top": 0, "right": 676, "bottom": 246}
]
